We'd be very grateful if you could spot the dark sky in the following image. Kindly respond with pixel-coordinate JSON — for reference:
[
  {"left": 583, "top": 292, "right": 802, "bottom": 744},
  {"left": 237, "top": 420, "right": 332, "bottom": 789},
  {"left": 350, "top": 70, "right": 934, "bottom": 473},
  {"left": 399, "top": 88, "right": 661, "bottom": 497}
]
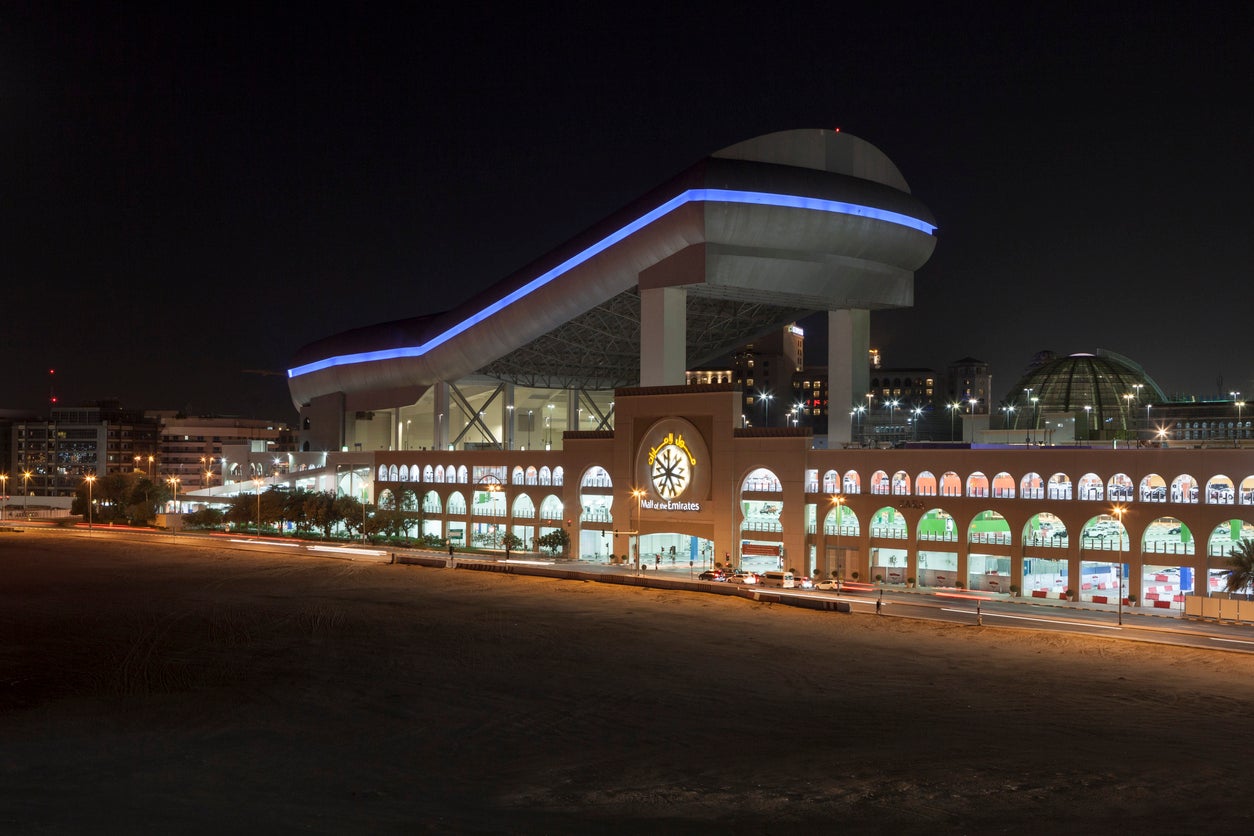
[{"left": 4, "top": 3, "right": 1250, "bottom": 420}]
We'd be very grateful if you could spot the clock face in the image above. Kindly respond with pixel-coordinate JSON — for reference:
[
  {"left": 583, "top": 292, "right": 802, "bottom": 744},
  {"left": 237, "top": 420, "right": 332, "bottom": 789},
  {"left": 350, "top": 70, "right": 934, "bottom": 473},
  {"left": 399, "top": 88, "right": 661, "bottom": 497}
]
[{"left": 650, "top": 443, "right": 690, "bottom": 499}]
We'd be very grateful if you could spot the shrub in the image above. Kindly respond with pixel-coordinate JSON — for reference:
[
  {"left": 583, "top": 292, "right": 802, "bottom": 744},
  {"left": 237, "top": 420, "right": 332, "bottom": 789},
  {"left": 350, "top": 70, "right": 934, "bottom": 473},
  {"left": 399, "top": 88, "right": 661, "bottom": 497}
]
[
  {"left": 874, "top": 574, "right": 884, "bottom": 582},
  {"left": 1008, "top": 584, "right": 1020, "bottom": 595}
]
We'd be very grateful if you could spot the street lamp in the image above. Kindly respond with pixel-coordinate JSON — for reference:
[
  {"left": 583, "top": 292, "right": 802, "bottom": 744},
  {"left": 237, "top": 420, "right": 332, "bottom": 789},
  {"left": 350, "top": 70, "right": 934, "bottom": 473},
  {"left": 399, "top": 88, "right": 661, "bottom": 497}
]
[
  {"left": 947, "top": 402, "right": 960, "bottom": 441},
  {"left": 1112, "top": 504, "right": 1127, "bottom": 624},
  {"left": 631, "top": 487, "right": 646, "bottom": 574},
  {"left": 760, "top": 391, "right": 773, "bottom": 427},
  {"left": 887, "top": 399, "right": 899, "bottom": 442},
  {"left": 911, "top": 406, "right": 923, "bottom": 441},
  {"left": 1084, "top": 405, "right": 1093, "bottom": 439},
  {"left": 167, "top": 476, "right": 180, "bottom": 536},
  {"left": 22, "top": 470, "right": 32, "bottom": 518},
  {"left": 84, "top": 475, "right": 96, "bottom": 533},
  {"left": 526, "top": 409, "right": 533, "bottom": 450},
  {"left": 253, "top": 477, "right": 264, "bottom": 534},
  {"left": 830, "top": 494, "right": 846, "bottom": 591},
  {"left": 1030, "top": 396, "right": 1039, "bottom": 444},
  {"left": 0, "top": 473, "right": 7, "bottom": 519}
]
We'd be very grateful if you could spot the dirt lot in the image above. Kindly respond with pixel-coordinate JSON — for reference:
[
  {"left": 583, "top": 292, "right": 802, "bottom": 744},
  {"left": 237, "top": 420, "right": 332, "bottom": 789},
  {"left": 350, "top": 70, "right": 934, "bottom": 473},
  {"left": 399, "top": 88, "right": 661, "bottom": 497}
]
[{"left": 2, "top": 529, "right": 1252, "bottom": 834}]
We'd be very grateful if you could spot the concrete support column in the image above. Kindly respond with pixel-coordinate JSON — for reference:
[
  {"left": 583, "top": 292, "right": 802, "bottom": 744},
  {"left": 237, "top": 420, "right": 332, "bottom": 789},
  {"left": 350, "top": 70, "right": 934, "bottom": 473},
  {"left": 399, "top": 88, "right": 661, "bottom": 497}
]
[
  {"left": 503, "top": 384, "right": 516, "bottom": 450},
  {"left": 567, "top": 391, "right": 580, "bottom": 437},
  {"left": 1124, "top": 549, "right": 1143, "bottom": 604},
  {"left": 1010, "top": 551, "right": 1024, "bottom": 596},
  {"left": 829, "top": 309, "right": 871, "bottom": 445},
  {"left": 640, "top": 286, "right": 687, "bottom": 386},
  {"left": 434, "top": 382, "right": 450, "bottom": 451},
  {"left": 1067, "top": 552, "right": 1082, "bottom": 601},
  {"left": 957, "top": 543, "right": 969, "bottom": 588},
  {"left": 393, "top": 407, "right": 402, "bottom": 451}
]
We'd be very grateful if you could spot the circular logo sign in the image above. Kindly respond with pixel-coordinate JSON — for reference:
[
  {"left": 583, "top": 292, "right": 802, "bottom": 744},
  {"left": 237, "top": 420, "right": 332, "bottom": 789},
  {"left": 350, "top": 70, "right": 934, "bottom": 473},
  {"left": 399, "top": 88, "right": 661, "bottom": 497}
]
[
  {"left": 638, "top": 417, "right": 709, "bottom": 506},
  {"left": 650, "top": 441, "right": 691, "bottom": 499}
]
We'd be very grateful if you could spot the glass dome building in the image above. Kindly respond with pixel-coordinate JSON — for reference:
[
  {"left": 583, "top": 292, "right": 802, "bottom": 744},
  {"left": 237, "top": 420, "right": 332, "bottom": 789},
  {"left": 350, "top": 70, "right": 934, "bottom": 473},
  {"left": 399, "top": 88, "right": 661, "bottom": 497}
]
[{"left": 1001, "top": 350, "right": 1167, "bottom": 437}]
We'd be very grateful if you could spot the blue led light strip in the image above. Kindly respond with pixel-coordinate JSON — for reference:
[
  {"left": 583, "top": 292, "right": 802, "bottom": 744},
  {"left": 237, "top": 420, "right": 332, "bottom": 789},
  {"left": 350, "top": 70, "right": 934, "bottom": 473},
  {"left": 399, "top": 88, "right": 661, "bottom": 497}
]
[{"left": 288, "top": 189, "right": 936, "bottom": 378}]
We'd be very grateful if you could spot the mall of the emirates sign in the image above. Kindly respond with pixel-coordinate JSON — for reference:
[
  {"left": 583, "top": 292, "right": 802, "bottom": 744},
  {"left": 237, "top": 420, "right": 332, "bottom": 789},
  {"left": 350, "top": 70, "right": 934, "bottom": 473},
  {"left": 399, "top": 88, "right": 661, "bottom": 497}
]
[{"left": 638, "top": 418, "right": 710, "bottom": 512}]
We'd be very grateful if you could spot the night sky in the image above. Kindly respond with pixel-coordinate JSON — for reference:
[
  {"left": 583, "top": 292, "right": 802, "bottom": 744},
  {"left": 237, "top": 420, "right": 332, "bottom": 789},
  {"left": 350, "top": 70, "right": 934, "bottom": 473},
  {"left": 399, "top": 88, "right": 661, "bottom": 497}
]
[{"left": 4, "top": 4, "right": 1250, "bottom": 420}]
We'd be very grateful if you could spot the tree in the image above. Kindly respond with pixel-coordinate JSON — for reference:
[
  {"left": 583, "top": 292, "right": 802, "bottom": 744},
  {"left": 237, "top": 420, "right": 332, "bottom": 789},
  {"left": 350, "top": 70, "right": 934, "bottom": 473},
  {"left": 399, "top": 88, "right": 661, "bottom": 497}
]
[
  {"left": 1223, "top": 538, "right": 1254, "bottom": 597},
  {"left": 334, "top": 495, "right": 365, "bottom": 538},
  {"left": 536, "top": 527, "right": 570, "bottom": 555},
  {"left": 303, "top": 491, "right": 338, "bottom": 539},
  {"left": 185, "top": 506, "right": 225, "bottom": 530}
]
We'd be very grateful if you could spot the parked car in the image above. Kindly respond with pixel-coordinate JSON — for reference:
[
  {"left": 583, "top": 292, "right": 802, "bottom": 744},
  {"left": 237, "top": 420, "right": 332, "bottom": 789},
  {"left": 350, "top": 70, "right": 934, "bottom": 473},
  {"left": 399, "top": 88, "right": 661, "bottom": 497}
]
[{"left": 1209, "top": 485, "right": 1234, "bottom": 502}]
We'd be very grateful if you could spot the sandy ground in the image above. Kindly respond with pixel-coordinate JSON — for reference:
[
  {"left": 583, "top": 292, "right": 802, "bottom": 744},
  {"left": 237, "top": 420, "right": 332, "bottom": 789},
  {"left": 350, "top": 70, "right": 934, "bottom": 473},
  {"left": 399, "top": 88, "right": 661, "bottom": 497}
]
[{"left": 2, "top": 530, "right": 1252, "bottom": 834}]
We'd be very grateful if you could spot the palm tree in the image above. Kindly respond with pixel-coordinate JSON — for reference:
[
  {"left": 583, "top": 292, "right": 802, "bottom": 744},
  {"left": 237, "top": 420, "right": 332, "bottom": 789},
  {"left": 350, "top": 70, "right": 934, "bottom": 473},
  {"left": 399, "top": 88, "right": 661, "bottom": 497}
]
[{"left": 1222, "top": 538, "right": 1254, "bottom": 597}]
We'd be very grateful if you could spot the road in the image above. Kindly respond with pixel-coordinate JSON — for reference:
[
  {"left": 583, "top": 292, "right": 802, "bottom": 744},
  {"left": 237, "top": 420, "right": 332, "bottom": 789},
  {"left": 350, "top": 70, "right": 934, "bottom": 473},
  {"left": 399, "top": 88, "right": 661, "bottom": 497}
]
[{"left": 9, "top": 519, "right": 1253, "bottom": 655}]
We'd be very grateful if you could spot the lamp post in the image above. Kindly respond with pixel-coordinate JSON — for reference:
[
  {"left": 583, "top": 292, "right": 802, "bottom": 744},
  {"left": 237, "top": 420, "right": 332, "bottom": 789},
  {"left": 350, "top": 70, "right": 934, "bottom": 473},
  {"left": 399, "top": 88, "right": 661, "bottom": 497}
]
[
  {"left": 947, "top": 402, "right": 959, "bottom": 441},
  {"left": 1084, "top": 405, "right": 1092, "bottom": 440},
  {"left": 1234, "top": 395, "right": 1245, "bottom": 447},
  {"left": 85, "top": 475, "right": 96, "bottom": 533},
  {"left": 631, "top": 487, "right": 646, "bottom": 574},
  {"left": 1112, "top": 504, "right": 1126, "bottom": 624},
  {"left": 911, "top": 406, "right": 923, "bottom": 441},
  {"left": 147, "top": 455, "right": 154, "bottom": 480},
  {"left": 167, "top": 476, "right": 180, "bottom": 537},
  {"left": 760, "top": 391, "right": 773, "bottom": 427},
  {"left": 831, "top": 494, "right": 846, "bottom": 592},
  {"left": 0, "top": 474, "right": 7, "bottom": 519},
  {"left": 253, "top": 477, "right": 264, "bottom": 535},
  {"left": 22, "top": 470, "right": 32, "bottom": 518},
  {"left": 1030, "top": 396, "right": 1039, "bottom": 444},
  {"left": 505, "top": 405, "right": 513, "bottom": 450}
]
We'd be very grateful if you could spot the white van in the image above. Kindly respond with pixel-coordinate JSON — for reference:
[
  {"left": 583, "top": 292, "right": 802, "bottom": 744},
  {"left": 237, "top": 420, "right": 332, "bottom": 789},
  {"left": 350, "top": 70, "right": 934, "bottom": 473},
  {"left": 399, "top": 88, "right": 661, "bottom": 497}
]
[{"left": 759, "top": 571, "right": 795, "bottom": 589}]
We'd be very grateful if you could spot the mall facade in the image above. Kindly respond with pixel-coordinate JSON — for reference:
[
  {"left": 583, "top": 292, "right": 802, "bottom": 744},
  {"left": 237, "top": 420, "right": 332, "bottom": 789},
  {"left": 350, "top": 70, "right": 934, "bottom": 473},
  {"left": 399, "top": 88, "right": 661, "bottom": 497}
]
[{"left": 249, "top": 129, "right": 1251, "bottom": 609}]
